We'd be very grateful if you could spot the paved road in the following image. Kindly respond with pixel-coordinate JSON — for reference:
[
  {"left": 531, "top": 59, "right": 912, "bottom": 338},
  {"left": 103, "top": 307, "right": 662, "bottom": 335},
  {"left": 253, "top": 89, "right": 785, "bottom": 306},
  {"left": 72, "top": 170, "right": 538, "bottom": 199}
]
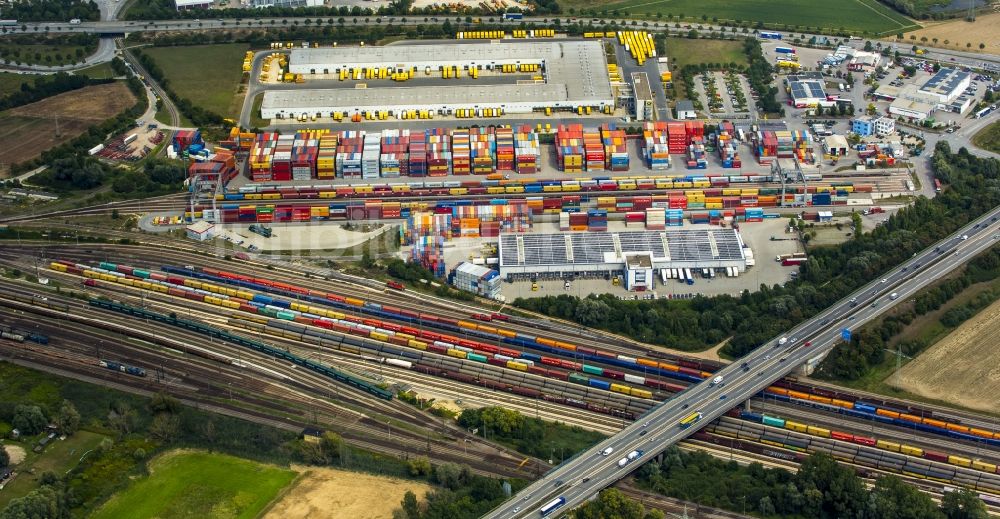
[
  {"left": 14, "top": 16, "right": 998, "bottom": 73},
  {"left": 485, "top": 207, "right": 1000, "bottom": 518}
]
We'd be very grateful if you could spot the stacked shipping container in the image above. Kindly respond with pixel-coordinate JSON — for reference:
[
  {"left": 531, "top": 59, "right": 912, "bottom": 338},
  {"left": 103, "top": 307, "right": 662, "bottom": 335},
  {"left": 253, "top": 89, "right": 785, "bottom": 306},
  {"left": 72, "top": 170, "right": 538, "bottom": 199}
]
[
  {"left": 642, "top": 122, "right": 671, "bottom": 170},
  {"left": 601, "top": 124, "right": 629, "bottom": 171},
  {"left": 514, "top": 126, "right": 539, "bottom": 174},
  {"left": 249, "top": 132, "right": 278, "bottom": 182}
]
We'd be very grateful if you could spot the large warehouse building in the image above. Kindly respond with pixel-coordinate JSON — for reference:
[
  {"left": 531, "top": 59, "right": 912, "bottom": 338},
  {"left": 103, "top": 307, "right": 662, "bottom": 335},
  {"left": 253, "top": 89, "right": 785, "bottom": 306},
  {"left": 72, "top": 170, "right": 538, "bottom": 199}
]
[
  {"left": 788, "top": 79, "right": 827, "bottom": 108},
  {"left": 919, "top": 67, "right": 972, "bottom": 104},
  {"left": 498, "top": 229, "right": 748, "bottom": 290},
  {"left": 261, "top": 41, "right": 614, "bottom": 119}
]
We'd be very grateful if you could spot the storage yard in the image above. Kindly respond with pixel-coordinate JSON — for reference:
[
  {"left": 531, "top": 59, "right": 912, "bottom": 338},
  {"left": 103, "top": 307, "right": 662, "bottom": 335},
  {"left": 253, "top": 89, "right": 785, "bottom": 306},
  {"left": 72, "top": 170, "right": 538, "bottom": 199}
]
[{"left": 0, "top": 83, "right": 137, "bottom": 165}]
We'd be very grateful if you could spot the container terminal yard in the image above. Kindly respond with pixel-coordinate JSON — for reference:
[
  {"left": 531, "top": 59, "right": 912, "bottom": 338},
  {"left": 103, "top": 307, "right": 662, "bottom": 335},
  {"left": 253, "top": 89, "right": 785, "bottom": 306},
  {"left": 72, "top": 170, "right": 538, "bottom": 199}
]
[
  {"left": 3, "top": 238, "right": 1000, "bottom": 515},
  {"left": 3, "top": 22, "right": 995, "bottom": 518}
]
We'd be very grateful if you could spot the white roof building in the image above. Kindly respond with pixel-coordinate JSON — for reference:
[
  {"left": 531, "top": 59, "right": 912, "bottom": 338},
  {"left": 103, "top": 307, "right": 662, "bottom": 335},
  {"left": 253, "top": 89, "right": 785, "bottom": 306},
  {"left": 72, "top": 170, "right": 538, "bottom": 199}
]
[
  {"left": 919, "top": 67, "right": 972, "bottom": 104},
  {"left": 174, "top": 0, "right": 212, "bottom": 9}
]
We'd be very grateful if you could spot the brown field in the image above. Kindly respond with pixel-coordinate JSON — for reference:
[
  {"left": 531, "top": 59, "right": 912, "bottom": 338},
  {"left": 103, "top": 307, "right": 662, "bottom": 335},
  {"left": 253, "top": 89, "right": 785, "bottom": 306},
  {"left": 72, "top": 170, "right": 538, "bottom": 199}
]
[
  {"left": 891, "top": 12, "right": 1000, "bottom": 55},
  {"left": 0, "top": 82, "right": 136, "bottom": 165},
  {"left": 263, "top": 466, "right": 432, "bottom": 519},
  {"left": 891, "top": 297, "right": 1000, "bottom": 413}
]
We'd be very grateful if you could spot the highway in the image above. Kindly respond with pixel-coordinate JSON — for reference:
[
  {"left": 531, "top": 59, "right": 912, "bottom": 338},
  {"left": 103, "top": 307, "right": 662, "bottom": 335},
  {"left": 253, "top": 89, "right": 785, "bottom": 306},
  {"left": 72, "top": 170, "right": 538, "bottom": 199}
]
[{"left": 486, "top": 207, "right": 1000, "bottom": 518}]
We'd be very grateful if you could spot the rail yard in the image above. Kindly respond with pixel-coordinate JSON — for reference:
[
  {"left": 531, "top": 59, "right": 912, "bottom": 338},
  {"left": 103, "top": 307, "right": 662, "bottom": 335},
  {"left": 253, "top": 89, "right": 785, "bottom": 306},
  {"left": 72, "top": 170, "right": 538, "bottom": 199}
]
[
  {"left": 4, "top": 237, "right": 1000, "bottom": 517},
  {"left": 3, "top": 8, "right": 1000, "bottom": 517}
]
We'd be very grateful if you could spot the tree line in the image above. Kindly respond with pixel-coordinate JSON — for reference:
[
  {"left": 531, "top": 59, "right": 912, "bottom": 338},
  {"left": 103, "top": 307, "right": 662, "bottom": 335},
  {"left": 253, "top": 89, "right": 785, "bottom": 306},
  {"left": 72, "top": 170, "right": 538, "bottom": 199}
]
[
  {"left": 0, "top": 72, "right": 96, "bottom": 112},
  {"left": 0, "top": 0, "right": 99, "bottom": 22},
  {"left": 457, "top": 406, "right": 606, "bottom": 464},
  {"left": 637, "top": 447, "right": 988, "bottom": 519},
  {"left": 515, "top": 143, "right": 1000, "bottom": 358},
  {"left": 817, "top": 245, "right": 1000, "bottom": 381}
]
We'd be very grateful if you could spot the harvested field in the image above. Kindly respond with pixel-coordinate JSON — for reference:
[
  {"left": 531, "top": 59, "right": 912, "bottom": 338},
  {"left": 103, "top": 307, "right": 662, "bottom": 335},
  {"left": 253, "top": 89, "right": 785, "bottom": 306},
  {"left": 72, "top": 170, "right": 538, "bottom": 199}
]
[
  {"left": 894, "top": 12, "right": 1000, "bottom": 55},
  {"left": 263, "top": 466, "right": 432, "bottom": 519},
  {"left": 2, "top": 444, "right": 26, "bottom": 465},
  {"left": 0, "top": 82, "right": 135, "bottom": 165},
  {"left": 891, "top": 297, "right": 1000, "bottom": 413}
]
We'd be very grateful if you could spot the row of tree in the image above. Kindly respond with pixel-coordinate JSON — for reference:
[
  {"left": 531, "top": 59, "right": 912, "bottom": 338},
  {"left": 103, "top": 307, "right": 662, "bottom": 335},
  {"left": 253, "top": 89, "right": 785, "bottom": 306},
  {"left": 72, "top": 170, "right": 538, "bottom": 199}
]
[
  {"left": 515, "top": 143, "right": 1000, "bottom": 359},
  {"left": 456, "top": 406, "right": 605, "bottom": 464},
  {"left": 636, "top": 447, "right": 987, "bottom": 519},
  {"left": 742, "top": 37, "right": 783, "bottom": 114},
  {"left": 0, "top": 0, "right": 99, "bottom": 22},
  {"left": 0, "top": 72, "right": 95, "bottom": 112}
]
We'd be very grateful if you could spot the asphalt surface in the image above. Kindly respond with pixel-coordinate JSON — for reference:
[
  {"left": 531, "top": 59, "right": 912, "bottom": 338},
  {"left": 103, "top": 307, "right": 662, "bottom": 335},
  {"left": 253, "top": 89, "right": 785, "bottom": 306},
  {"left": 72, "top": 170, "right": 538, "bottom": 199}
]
[
  {"left": 485, "top": 208, "right": 1000, "bottom": 518},
  {"left": 9, "top": 16, "right": 999, "bottom": 74}
]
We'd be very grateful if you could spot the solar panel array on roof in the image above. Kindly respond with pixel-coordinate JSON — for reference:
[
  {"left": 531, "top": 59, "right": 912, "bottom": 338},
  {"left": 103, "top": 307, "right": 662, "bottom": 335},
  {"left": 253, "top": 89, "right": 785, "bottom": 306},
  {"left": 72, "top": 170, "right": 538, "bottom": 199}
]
[{"left": 498, "top": 229, "right": 745, "bottom": 269}]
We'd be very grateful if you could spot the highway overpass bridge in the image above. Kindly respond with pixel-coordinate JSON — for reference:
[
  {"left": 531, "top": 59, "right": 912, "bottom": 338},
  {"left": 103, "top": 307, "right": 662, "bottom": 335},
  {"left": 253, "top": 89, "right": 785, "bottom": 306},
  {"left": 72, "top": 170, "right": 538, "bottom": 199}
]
[{"left": 485, "top": 207, "right": 1000, "bottom": 518}]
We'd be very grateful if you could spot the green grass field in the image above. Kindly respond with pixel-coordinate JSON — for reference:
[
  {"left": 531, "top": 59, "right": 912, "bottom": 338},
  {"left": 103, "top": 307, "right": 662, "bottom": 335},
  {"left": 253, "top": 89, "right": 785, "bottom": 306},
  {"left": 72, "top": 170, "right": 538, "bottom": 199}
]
[
  {"left": 142, "top": 43, "right": 248, "bottom": 118},
  {"left": 0, "top": 431, "right": 110, "bottom": 508},
  {"left": 665, "top": 37, "right": 747, "bottom": 70},
  {"left": 574, "top": 0, "right": 918, "bottom": 35},
  {"left": 92, "top": 450, "right": 295, "bottom": 519},
  {"left": 75, "top": 62, "right": 117, "bottom": 80},
  {"left": 973, "top": 121, "right": 1000, "bottom": 155},
  {"left": 0, "top": 72, "right": 31, "bottom": 97}
]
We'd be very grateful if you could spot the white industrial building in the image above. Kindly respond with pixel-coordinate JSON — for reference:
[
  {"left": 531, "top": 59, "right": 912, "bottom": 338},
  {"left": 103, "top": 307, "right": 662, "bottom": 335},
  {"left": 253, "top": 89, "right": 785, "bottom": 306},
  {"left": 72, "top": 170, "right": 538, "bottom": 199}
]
[
  {"left": 186, "top": 221, "right": 215, "bottom": 241},
  {"left": 631, "top": 72, "right": 654, "bottom": 121},
  {"left": 888, "top": 85, "right": 940, "bottom": 121},
  {"left": 675, "top": 99, "right": 696, "bottom": 119},
  {"left": 262, "top": 41, "right": 614, "bottom": 119},
  {"left": 452, "top": 262, "right": 501, "bottom": 299},
  {"left": 498, "top": 229, "right": 748, "bottom": 289},
  {"left": 919, "top": 67, "right": 972, "bottom": 104},
  {"left": 251, "top": 0, "right": 322, "bottom": 6},
  {"left": 174, "top": 0, "right": 212, "bottom": 9},
  {"left": 847, "top": 51, "right": 881, "bottom": 72}
]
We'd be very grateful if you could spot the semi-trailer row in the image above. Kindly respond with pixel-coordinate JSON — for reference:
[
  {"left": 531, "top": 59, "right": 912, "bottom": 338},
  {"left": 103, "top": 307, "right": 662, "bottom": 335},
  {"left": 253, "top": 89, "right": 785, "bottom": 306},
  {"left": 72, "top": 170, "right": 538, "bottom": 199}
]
[{"left": 52, "top": 261, "right": 1000, "bottom": 448}]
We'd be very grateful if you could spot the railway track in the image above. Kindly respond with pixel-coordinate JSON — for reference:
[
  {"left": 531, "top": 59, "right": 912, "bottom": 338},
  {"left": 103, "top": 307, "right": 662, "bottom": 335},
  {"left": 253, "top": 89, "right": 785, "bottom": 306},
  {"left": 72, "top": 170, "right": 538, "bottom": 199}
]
[{"left": 8, "top": 247, "right": 1000, "bottom": 503}]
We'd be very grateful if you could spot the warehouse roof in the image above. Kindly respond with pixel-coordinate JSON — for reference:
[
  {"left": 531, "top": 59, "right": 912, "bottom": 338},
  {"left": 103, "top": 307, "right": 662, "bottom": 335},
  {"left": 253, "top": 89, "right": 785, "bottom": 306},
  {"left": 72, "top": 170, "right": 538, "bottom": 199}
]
[
  {"left": 263, "top": 83, "right": 576, "bottom": 110},
  {"left": 498, "top": 229, "right": 745, "bottom": 268},
  {"left": 287, "top": 41, "right": 612, "bottom": 102},
  {"left": 631, "top": 72, "right": 653, "bottom": 102},
  {"left": 790, "top": 80, "right": 826, "bottom": 101},
  {"left": 921, "top": 67, "right": 970, "bottom": 96},
  {"left": 675, "top": 99, "right": 695, "bottom": 112},
  {"left": 890, "top": 96, "right": 936, "bottom": 116}
]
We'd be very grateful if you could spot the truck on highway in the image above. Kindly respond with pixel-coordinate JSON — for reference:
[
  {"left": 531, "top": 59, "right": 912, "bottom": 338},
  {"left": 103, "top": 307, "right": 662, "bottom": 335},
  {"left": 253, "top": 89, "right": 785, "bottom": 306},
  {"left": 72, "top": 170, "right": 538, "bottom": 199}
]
[
  {"left": 679, "top": 412, "right": 703, "bottom": 428},
  {"left": 69, "top": 18, "right": 81, "bottom": 24},
  {"left": 502, "top": 12, "right": 523, "bottom": 20},
  {"left": 601, "top": 447, "right": 614, "bottom": 456},
  {"left": 539, "top": 497, "right": 566, "bottom": 517},
  {"left": 618, "top": 456, "right": 629, "bottom": 467}
]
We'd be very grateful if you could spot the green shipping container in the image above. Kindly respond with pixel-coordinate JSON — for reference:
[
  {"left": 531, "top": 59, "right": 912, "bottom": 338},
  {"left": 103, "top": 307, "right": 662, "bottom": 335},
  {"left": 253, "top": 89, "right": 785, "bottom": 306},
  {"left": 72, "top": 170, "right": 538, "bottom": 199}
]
[
  {"left": 467, "top": 353, "right": 488, "bottom": 363},
  {"left": 100, "top": 262, "right": 117, "bottom": 271},
  {"left": 582, "top": 364, "right": 604, "bottom": 376},
  {"left": 276, "top": 311, "right": 296, "bottom": 320},
  {"left": 568, "top": 373, "right": 589, "bottom": 385},
  {"left": 133, "top": 269, "right": 150, "bottom": 279},
  {"left": 762, "top": 415, "right": 785, "bottom": 428},
  {"left": 258, "top": 307, "right": 278, "bottom": 317}
]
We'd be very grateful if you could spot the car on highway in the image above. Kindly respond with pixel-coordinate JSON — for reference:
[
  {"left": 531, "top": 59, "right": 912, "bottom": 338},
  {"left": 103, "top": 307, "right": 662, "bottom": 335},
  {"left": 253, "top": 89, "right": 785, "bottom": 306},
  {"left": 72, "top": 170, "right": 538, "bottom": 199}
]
[
  {"left": 642, "top": 421, "right": 650, "bottom": 427},
  {"left": 640, "top": 430, "right": 648, "bottom": 436},
  {"left": 804, "top": 341, "right": 812, "bottom": 347},
  {"left": 601, "top": 447, "right": 614, "bottom": 456},
  {"left": 719, "top": 394, "right": 727, "bottom": 400},
  {"left": 881, "top": 278, "right": 887, "bottom": 283},
  {"left": 710, "top": 375, "right": 724, "bottom": 386}
]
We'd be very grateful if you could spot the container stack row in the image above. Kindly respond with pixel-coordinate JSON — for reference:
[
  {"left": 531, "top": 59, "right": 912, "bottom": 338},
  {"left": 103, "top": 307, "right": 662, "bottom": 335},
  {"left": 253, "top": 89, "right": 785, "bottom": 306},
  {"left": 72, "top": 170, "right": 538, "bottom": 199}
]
[
  {"left": 556, "top": 124, "right": 584, "bottom": 173},
  {"left": 292, "top": 132, "right": 319, "bottom": 181},
  {"left": 588, "top": 209, "right": 608, "bottom": 231},
  {"left": 188, "top": 149, "right": 237, "bottom": 185},
  {"left": 362, "top": 133, "right": 380, "bottom": 179},
  {"left": 583, "top": 129, "right": 605, "bottom": 171},
  {"left": 317, "top": 134, "right": 338, "bottom": 179},
  {"left": 452, "top": 129, "right": 471, "bottom": 175},
  {"left": 716, "top": 131, "right": 741, "bottom": 169},
  {"left": 642, "top": 122, "right": 671, "bottom": 170},
  {"left": 470, "top": 127, "right": 496, "bottom": 175},
  {"left": 250, "top": 132, "right": 278, "bottom": 182},
  {"left": 380, "top": 129, "right": 410, "bottom": 178},
  {"left": 271, "top": 134, "right": 295, "bottom": 181},
  {"left": 408, "top": 134, "right": 427, "bottom": 177},
  {"left": 514, "top": 127, "right": 539, "bottom": 174},
  {"left": 495, "top": 127, "right": 515, "bottom": 172},
  {"left": 686, "top": 137, "right": 708, "bottom": 169},
  {"left": 601, "top": 124, "right": 629, "bottom": 171},
  {"left": 427, "top": 129, "right": 451, "bottom": 177},
  {"left": 335, "top": 132, "right": 362, "bottom": 178},
  {"left": 667, "top": 122, "right": 687, "bottom": 154}
]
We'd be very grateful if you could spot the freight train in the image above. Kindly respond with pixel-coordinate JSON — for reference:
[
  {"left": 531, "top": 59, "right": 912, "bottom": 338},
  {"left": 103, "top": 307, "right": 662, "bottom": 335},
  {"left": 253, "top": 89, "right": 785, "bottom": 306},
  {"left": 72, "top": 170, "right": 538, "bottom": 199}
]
[
  {"left": 227, "top": 316, "right": 652, "bottom": 420},
  {"left": 88, "top": 299, "right": 394, "bottom": 400},
  {"left": 99, "top": 359, "right": 146, "bottom": 377},
  {"left": 738, "top": 410, "right": 1000, "bottom": 475},
  {"left": 720, "top": 412, "right": 1000, "bottom": 493},
  {"left": 58, "top": 261, "right": 1000, "bottom": 445},
  {"left": 218, "top": 176, "right": 869, "bottom": 200},
  {"left": 1, "top": 323, "right": 51, "bottom": 345}
]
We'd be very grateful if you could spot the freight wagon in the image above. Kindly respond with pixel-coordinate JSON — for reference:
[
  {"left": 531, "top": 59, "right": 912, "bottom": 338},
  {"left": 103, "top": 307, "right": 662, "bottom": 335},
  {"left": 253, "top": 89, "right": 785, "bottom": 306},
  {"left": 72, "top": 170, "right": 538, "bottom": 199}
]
[{"left": 99, "top": 359, "right": 146, "bottom": 377}]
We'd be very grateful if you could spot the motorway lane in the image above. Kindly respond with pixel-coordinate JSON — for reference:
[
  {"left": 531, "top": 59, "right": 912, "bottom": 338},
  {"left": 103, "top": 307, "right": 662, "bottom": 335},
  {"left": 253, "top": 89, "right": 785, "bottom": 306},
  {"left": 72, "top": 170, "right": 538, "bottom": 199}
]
[{"left": 489, "top": 208, "right": 1000, "bottom": 518}]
